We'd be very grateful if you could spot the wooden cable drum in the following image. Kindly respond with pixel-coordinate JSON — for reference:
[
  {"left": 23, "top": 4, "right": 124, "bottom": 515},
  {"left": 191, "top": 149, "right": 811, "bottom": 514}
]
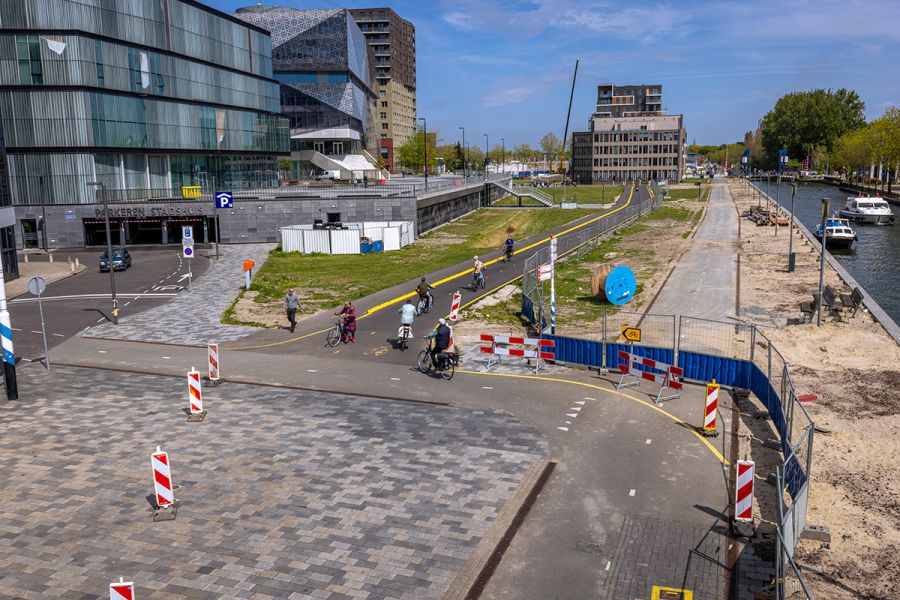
[{"left": 590, "top": 264, "right": 614, "bottom": 299}]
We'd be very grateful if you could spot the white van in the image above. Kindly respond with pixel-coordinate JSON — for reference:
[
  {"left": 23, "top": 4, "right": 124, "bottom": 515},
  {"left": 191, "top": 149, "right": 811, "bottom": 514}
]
[{"left": 317, "top": 170, "right": 341, "bottom": 181}]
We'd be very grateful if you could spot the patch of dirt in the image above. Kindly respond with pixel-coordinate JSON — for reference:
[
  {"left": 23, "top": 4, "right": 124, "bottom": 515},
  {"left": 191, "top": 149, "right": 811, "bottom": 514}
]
[
  {"left": 231, "top": 290, "right": 319, "bottom": 329},
  {"left": 729, "top": 181, "right": 900, "bottom": 600}
]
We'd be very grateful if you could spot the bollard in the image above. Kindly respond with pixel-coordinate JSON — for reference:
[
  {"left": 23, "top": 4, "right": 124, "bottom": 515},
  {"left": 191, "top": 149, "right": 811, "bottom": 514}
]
[
  {"left": 733, "top": 460, "right": 755, "bottom": 535},
  {"left": 48, "top": 253, "right": 53, "bottom": 263},
  {"left": 75, "top": 257, "right": 80, "bottom": 269},
  {"left": 23, "top": 254, "right": 29, "bottom": 264},
  {"left": 67, "top": 255, "right": 72, "bottom": 265},
  {"left": 186, "top": 367, "right": 206, "bottom": 421},
  {"left": 151, "top": 446, "right": 178, "bottom": 521},
  {"left": 205, "top": 343, "right": 221, "bottom": 386},
  {"left": 702, "top": 380, "right": 720, "bottom": 437},
  {"left": 109, "top": 577, "right": 135, "bottom": 600}
]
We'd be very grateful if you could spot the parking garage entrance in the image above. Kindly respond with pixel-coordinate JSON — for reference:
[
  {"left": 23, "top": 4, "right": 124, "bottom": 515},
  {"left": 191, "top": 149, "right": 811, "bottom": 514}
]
[{"left": 83, "top": 216, "right": 215, "bottom": 246}]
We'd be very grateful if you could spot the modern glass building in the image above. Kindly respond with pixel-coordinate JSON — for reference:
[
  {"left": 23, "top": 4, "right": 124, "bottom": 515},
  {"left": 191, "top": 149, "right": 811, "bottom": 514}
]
[
  {"left": 0, "top": 120, "right": 19, "bottom": 279},
  {"left": 0, "top": 0, "right": 289, "bottom": 247},
  {"left": 235, "top": 6, "right": 382, "bottom": 181}
]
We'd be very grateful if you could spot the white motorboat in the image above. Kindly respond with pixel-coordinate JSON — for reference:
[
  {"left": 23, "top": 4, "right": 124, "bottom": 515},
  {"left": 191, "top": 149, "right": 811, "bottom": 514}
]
[
  {"left": 838, "top": 196, "right": 895, "bottom": 225},
  {"left": 815, "top": 217, "right": 857, "bottom": 250}
]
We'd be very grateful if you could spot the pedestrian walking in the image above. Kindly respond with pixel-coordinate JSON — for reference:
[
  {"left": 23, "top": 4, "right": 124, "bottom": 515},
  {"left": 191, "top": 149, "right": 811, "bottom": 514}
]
[
  {"left": 284, "top": 288, "right": 301, "bottom": 333},
  {"left": 363, "top": 173, "right": 369, "bottom": 188}
]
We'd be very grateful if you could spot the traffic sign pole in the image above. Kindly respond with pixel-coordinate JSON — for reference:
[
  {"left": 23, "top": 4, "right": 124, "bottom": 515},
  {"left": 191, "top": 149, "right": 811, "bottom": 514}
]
[{"left": 28, "top": 277, "right": 50, "bottom": 370}]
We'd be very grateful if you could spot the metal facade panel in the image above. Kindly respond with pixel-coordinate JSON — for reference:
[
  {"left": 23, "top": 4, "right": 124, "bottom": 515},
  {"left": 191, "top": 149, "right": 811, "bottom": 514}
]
[
  {"left": 303, "top": 229, "right": 331, "bottom": 253},
  {"left": 382, "top": 227, "right": 401, "bottom": 251},
  {"left": 329, "top": 229, "right": 360, "bottom": 254},
  {"left": 280, "top": 228, "right": 304, "bottom": 252}
]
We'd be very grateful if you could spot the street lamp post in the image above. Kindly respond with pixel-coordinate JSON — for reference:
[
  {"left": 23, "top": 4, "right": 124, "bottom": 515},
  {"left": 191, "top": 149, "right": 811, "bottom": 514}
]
[
  {"left": 458, "top": 126, "right": 466, "bottom": 178},
  {"left": 88, "top": 181, "right": 119, "bottom": 325},
  {"left": 419, "top": 117, "right": 427, "bottom": 191},
  {"left": 817, "top": 198, "right": 829, "bottom": 326},
  {"left": 788, "top": 183, "right": 796, "bottom": 272},
  {"left": 500, "top": 138, "right": 505, "bottom": 175},
  {"left": 483, "top": 133, "right": 489, "bottom": 181},
  {"left": 39, "top": 176, "right": 48, "bottom": 252}
]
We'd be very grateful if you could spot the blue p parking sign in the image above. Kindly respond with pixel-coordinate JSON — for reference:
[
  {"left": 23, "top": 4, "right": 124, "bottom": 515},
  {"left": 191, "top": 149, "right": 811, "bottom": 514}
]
[{"left": 215, "top": 191, "right": 233, "bottom": 209}]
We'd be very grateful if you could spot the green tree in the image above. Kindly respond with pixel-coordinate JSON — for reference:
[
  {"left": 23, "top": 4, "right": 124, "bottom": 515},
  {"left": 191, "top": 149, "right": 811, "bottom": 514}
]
[
  {"left": 434, "top": 143, "right": 462, "bottom": 171},
  {"left": 760, "top": 88, "right": 866, "bottom": 166},
  {"left": 396, "top": 128, "right": 437, "bottom": 173},
  {"left": 539, "top": 132, "right": 562, "bottom": 158},
  {"left": 513, "top": 143, "right": 535, "bottom": 163}
]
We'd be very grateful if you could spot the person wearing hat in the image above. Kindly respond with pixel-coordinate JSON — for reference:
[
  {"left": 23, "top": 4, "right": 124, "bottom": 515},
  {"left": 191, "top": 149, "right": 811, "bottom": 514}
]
[
  {"left": 426, "top": 317, "right": 452, "bottom": 367},
  {"left": 284, "top": 287, "right": 301, "bottom": 333}
]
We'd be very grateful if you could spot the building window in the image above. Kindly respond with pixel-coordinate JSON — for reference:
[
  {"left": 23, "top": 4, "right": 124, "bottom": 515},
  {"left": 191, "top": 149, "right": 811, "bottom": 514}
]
[
  {"left": 380, "top": 112, "right": 387, "bottom": 119},
  {"left": 379, "top": 91, "right": 386, "bottom": 98},
  {"left": 381, "top": 101, "right": 388, "bottom": 108},
  {"left": 16, "top": 35, "right": 43, "bottom": 85},
  {"left": 382, "top": 123, "right": 388, "bottom": 130},
  {"left": 94, "top": 39, "right": 104, "bottom": 87}
]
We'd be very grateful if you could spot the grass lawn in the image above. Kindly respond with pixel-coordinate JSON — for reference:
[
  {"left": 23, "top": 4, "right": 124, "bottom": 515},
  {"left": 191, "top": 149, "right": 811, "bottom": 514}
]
[
  {"left": 543, "top": 184, "right": 624, "bottom": 204},
  {"left": 665, "top": 186, "right": 711, "bottom": 201},
  {"left": 492, "top": 196, "right": 548, "bottom": 207},
  {"left": 232, "top": 207, "right": 600, "bottom": 317}
]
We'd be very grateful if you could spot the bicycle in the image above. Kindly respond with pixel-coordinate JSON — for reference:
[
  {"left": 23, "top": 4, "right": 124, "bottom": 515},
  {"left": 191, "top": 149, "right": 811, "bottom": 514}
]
[
  {"left": 502, "top": 246, "right": 514, "bottom": 262},
  {"left": 470, "top": 271, "right": 486, "bottom": 291},
  {"left": 416, "top": 292, "right": 433, "bottom": 315},
  {"left": 326, "top": 320, "right": 346, "bottom": 347},
  {"left": 397, "top": 323, "right": 413, "bottom": 351},
  {"left": 416, "top": 340, "right": 455, "bottom": 380}
]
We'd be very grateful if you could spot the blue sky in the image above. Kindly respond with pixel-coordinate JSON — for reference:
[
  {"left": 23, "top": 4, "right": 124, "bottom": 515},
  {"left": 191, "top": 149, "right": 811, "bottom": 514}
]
[{"left": 210, "top": 0, "right": 900, "bottom": 147}]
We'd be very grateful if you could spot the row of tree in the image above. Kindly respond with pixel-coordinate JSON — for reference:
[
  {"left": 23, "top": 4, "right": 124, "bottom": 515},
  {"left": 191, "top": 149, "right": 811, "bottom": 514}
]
[
  {"left": 829, "top": 107, "right": 900, "bottom": 190},
  {"left": 395, "top": 130, "right": 569, "bottom": 172}
]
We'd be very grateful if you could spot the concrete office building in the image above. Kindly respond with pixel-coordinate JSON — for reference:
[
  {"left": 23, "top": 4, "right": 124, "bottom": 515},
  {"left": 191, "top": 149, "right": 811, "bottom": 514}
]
[
  {"left": 572, "top": 84, "right": 685, "bottom": 183},
  {"left": 0, "top": 0, "right": 289, "bottom": 248},
  {"left": 350, "top": 7, "right": 416, "bottom": 173}
]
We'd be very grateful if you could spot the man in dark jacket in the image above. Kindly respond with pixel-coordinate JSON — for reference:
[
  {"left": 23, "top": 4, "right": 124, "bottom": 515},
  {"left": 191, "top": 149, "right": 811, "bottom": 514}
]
[{"left": 428, "top": 318, "right": 452, "bottom": 366}]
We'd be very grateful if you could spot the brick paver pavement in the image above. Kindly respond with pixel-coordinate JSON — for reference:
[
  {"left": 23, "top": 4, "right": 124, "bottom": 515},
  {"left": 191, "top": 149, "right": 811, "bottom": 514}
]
[
  {"left": 82, "top": 243, "right": 273, "bottom": 346},
  {"left": 0, "top": 365, "right": 546, "bottom": 600}
]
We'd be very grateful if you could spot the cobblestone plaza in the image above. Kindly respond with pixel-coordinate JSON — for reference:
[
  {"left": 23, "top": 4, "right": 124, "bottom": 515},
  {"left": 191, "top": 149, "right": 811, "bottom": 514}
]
[{"left": 0, "top": 365, "right": 546, "bottom": 599}]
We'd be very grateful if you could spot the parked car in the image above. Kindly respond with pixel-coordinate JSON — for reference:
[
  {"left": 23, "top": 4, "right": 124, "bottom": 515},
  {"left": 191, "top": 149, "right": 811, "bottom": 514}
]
[
  {"left": 316, "top": 170, "right": 341, "bottom": 181},
  {"left": 99, "top": 247, "right": 132, "bottom": 271}
]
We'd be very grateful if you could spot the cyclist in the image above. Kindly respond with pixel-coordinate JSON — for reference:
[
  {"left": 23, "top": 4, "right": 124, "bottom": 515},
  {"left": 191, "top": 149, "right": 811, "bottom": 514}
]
[
  {"left": 426, "top": 318, "right": 452, "bottom": 367},
  {"left": 472, "top": 256, "right": 486, "bottom": 288},
  {"left": 335, "top": 301, "right": 356, "bottom": 343},
  {"left": 399, "top": 298, "right": 417, "bottom": 325},
  {"left": 415, "top": 277, "right": 435, "bottom": 313},
  {"left": 503, "top": 236, "right": 515, "bottom": 261}
]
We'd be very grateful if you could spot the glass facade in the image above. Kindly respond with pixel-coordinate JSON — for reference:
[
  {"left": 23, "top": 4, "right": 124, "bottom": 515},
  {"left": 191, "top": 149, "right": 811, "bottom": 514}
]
[
  {"left": 234, "top": 6, "right": 374, "bottom": 139},
  {"left": 0, "top": 122, "right": 18, "bottom": 280},
  {"left": 0, "top": 0, "right": 290, "bottom": 207}
]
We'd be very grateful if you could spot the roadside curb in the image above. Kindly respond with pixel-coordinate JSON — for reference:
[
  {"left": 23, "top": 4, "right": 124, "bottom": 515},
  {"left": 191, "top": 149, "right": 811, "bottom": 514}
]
[{"left": 442, "top": 459, "right": 556, "bottom": 600}]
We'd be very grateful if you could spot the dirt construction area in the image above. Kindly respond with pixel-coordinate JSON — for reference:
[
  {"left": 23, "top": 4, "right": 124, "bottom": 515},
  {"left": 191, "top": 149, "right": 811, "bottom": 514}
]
[{"left": 730, "top": 180, "right": 900, "bottom": 599}]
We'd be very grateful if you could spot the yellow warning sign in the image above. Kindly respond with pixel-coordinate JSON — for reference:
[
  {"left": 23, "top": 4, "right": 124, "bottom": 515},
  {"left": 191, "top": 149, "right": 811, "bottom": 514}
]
[
  {"left": 621, "top": 326, "right": 641, "bottom": 343},
  {"left": 651, "top": 586, "right": 693, "bottom": 600}
]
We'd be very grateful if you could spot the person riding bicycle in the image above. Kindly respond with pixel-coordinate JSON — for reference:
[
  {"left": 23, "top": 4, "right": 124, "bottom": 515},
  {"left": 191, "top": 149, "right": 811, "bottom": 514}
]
[
  {"left": 426, "top": 318, "right": 452, "bottom": 367},
  {"left": 335, "top": 301, "right": 356, "bottom": 343},
  {"left": 399, "top": 299, "right": 416, "bottom": 325},
  {"left": 504, "top": 236, "right": 515, "bottom": 261},
  {"left": 415, "top": 277, "right": 435, "bottom": 312},
  {"left": 472, "top": 256, "right": 486, "bottom": 286}
]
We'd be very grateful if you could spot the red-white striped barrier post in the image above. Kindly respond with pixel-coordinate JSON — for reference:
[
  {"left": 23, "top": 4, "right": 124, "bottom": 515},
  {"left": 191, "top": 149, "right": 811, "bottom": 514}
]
[
  {"left": 109, "top": 577, "right": 134, "bottom": 600},
  {"left": 187, "top": 367, "right": 206, "bottom": 422},
  {"left": 151, "top": 446, "right": 178, "bottom": 521},
  {"left": 207, "top": 343, "right": 220, "bottom": 382},
  {"left": 615, "top": 350, "right": 682, "bottom": 404},
  {"left": 479, "top": 334, "right": 555, "bottom": 373},
  {"left": 703, "top": 380, "right": 720, "bottom": 436},
  {"left": 735, "top": 460, "right": 755, "bottom": 523},
  {"left": 449, "top": 291, "right": 461, "bottom": 322}
]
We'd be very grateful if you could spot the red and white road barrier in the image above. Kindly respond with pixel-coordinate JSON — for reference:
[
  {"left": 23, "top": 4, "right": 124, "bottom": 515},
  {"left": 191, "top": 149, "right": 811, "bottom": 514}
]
[
  {"left": 187, "top": 367, "right": 203, "bottom": 415},
  {"left": 735, "top": 460, "right": 755, "bottom": 522},
  {"left": 615, "top": 350, "right": 683, "bottom": 404},
  {"left": 449, "top": 291, "right": 461, "bottom": 322},
  {"left": 151, "top": 447, "right": 175, "bottom": 509},
  {"left": 110, "top": 578, "right": 134, "bottom": 600},
  {"left": 704, "top": 380, "right": 720, "bottom": 432},
  {"left": 207, "top": 343, "right": 220, "bottom": 382},
  {"left": 480, "top": 334, "right": 555, "bottom": 372}
]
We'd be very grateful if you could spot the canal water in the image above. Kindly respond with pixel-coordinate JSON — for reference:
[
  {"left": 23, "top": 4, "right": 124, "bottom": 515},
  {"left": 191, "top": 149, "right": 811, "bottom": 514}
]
[{"left": 759, "top": 180, "right": 899, "bottom": 324}]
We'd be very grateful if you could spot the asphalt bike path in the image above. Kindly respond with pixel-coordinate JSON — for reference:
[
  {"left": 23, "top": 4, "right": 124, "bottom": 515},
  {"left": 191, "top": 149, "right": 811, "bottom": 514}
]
[
  {"left": 49, "top": 334, "right": 732, "bottom": 598},
  {"left": 225, "top": 185, "right": 647, "bottom": 364}
]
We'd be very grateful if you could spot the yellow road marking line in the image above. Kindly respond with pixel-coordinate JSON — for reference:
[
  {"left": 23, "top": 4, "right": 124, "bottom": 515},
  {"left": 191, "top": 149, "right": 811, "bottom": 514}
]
[
  {"left": 455, "top": 368, "right": 729, "bottom": 466},
  {"left": 229, "top": 186, "right": 638, "bottom": 351}
]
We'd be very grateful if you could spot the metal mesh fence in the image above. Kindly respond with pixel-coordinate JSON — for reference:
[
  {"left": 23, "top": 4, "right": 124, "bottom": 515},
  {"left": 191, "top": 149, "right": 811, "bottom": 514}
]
[
  {"left": 678, "top": 316, "right": 753, "bottom": 360},
  {"left": 606, "top": 310, "right": 676, "bottom": 348}
]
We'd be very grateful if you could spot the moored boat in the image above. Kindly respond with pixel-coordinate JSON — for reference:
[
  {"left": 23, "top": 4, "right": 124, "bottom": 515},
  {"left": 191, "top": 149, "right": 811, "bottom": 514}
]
[
  {"left": 838, "top": 196, "right": 895, "bottom": 225},
  {"left": 815, "top": 217, "right": 857, "bottom": 250}
]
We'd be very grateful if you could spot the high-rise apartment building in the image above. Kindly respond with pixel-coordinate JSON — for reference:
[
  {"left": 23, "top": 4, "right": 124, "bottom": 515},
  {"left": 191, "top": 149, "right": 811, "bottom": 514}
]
[
  {"left": 350, "top": 8, "right": 416, "bottom": 173},
  {"left": 572, "top": 84, "right": 684, "bottom": 184}
]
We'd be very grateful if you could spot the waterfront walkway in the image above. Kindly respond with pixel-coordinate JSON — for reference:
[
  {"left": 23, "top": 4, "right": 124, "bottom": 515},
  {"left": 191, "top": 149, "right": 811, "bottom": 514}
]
[{"left": 649, "top": 181, "right": 738, "bottom": 320}]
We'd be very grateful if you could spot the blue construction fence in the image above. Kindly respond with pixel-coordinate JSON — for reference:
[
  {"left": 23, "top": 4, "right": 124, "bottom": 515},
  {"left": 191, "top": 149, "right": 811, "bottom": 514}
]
[{"left": 541, "top": 327, "right": 811, "bottom": 500}]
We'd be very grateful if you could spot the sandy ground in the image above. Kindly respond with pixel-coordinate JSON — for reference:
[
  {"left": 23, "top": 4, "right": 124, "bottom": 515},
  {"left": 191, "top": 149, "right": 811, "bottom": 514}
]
[{"left": 730, "top": 180, "right": 900, "bottom": 600}]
